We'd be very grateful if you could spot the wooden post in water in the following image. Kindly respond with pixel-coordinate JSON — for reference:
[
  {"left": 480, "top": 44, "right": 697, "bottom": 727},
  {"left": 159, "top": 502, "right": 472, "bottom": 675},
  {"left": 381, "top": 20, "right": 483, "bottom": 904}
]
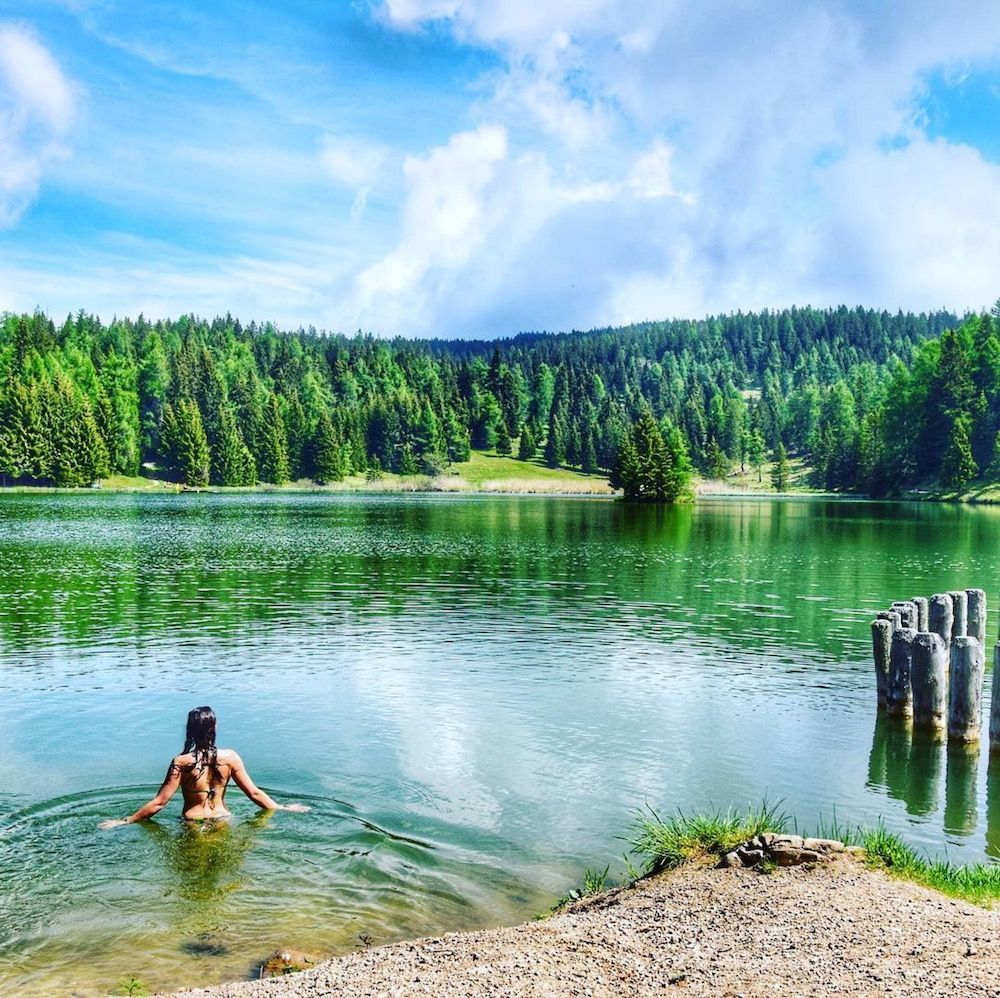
[
  {"left": 888, "top": 628, "right": 915, "bottom": 717},
  {"left": 929, "top": 594, "right": 954, "bottom": 655},
  {"left": 877, "top": 609, "right": 902, "bottom": 631},
  {"left": 949, "top": 590, "right": 968, "bottom": 644},
  {"left": 966, "top": 588, "right": 987, "bottom": 645},
  {"left": 948, "top": 636, "right": 984, "bottom": 742},
  {"left": 990, "top": 643, "right": 1000, "bottom": 753},
  {"left": 911, "top": 596, "right": 929, "bottom": 633},
  {"left": 893, "top": 601, "right": 917, "bottom": 630},
  {"left": 872, "top": 619, "right": 893, "bottom": 709},
  {"left": 911, "top": 632, "right": 947, "bottom": 729}
]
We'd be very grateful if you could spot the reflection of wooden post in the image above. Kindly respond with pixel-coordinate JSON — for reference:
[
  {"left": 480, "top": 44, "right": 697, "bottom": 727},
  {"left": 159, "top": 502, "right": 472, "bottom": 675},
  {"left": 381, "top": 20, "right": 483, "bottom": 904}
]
[
  {"left": 949, "top": 590, "right": 968, "bottom": 644},
  {"left": 872, "top": 619, "right": 893, "bottom": 709},
  {"left": 888, "top": 628, "right": 915, "bottom": 717},
  {"left": 987, "top": 752, "right": 1000, "bottom": 859},
  {"left": 990, "top": 644, "right": 1000, "bottom": 753},
  {"left": 911, "top": 632, "right": 947, "bottom": 729},
  {"left": 911, "top": 596, "right": 929, "bottom": 633},
  {"left": 929, "top": 594, "right": 954, "bottom": 656},
  {"left": 948, "top": 636, "right": 984, "bottom": 742},
  {"left": 944, "top": 740, "right": 980, "bottom": 837},
  {"left": 907, "top": 726, "right": 944, "bottom": 816}
]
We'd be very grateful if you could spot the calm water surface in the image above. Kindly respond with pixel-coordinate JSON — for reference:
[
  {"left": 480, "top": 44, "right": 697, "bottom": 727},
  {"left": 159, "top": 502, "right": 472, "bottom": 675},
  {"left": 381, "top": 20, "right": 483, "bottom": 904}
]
[{"left": 1, "top": 493, "right": 999, "bottom": 995}]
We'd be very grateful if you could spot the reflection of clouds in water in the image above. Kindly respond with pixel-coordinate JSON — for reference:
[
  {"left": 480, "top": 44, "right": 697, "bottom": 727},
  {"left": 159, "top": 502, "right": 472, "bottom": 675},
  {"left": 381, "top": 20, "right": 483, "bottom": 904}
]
[{"left": 335, "top": 613, "right": 874, "bottom": 862}]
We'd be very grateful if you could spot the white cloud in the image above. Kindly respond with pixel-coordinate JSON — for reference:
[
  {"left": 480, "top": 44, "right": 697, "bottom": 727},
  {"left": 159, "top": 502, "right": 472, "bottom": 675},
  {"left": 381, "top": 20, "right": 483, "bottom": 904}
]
[
  {"left": 362, "top": 1, "right": 1000, "bottom": 334},
  {"left": 320, "top": 136, "right": 388, "bottom": 189},
  {"left": 321, "top": 135, "right": 390, "bottom": 222},
  {"left": 0, "top": 23, "right": 76, "bottom": 226}
]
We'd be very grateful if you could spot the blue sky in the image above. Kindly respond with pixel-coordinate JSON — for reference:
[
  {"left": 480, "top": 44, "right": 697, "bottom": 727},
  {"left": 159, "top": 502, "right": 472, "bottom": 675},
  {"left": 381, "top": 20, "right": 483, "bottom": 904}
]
[{"left": 1, "top": 1, "right": 999, "bottom": 337}]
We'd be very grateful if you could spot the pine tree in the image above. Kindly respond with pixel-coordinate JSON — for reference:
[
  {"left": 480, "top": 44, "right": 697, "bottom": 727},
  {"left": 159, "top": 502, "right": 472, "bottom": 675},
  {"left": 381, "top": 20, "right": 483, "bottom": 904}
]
[
  {"left": 581, "top": 428, "right": 597, "bottom": 474},
  {"left": 443, "top": 408, "right": 471, "bottom": 464},
  {"left": 707, "top": 438, "right": 728, "bottom": 479},
  {"left": 610, "top": 408, "right": 689, "bottom": 501},
  {"left": 496, "top": 423, "right": 512, "bottom": 456},
  {"left": 161, "top": 398, "right": 210, "bottom": 486},
  {"left": 771, "top": 442, "right": 790, "bottom": 491},
  {"left": 518, "top": 424, "right": 536, "bottom": 461},
  {"left": 544, "top": 412, "right": 566, "bottom": 467},
  {"left": 212, "top": 404, "right": 256, "bottom": 486},
  {"left": 940, "top": 415, "right": 978, "bottom": 491},
  {"left": 257, "top": 394, "right": 290, "bottom": 484},
  {"left": 309, "top": 412, "right": 346, "bottom": 484}
]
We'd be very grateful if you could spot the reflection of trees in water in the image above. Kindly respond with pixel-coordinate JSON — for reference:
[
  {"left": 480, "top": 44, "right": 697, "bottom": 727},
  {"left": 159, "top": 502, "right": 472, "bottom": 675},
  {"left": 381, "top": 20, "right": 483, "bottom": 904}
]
[
  {"left": 3, "top": 495, "right": 995, "bottom": 659},
  {"left": 139, "top": 813, "right": 271, "bottom": 954},
  {"left": 866, "top": 713, "right": 1000, "bottom": 852}
]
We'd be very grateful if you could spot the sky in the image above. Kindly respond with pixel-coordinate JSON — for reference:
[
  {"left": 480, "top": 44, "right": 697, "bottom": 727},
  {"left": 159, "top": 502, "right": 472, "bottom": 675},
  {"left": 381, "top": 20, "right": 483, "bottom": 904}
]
[{"left": 0, "top": 1, "right": 999, "bottom": 339}]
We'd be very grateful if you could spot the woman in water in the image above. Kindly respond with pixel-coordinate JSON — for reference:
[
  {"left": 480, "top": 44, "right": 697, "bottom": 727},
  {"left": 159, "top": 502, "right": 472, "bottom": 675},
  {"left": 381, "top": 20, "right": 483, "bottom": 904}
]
[{"left": 99, "top": 706, "right": 309, "bottom": 828}]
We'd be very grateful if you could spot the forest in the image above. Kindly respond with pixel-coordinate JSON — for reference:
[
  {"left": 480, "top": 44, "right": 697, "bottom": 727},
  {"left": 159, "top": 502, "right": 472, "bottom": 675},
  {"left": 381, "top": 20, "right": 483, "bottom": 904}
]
[{"left": 0, "top": 303, "right": 985, "bottom": 497}]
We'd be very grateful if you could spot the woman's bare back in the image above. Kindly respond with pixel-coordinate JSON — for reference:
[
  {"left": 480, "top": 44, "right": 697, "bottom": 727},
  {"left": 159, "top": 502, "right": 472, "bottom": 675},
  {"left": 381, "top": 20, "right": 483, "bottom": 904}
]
[{"left": 174, "top": 749, "right": 238, "bottom": 820}]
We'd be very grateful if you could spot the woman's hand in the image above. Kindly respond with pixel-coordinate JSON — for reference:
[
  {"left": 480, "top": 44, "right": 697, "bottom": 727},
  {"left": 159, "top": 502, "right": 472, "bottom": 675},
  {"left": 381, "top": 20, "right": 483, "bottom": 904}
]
[
  {"left": 98, "top": 818, "right": 129, "bottom": 830},
  {"left": 281, "top": 803, "right": 311, "bottom": 813}
]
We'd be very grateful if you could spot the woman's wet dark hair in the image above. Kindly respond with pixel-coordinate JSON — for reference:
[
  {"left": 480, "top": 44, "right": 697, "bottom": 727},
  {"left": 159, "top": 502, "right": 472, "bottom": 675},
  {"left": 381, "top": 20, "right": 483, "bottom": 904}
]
[{"left": 183, "top": 706, "right": 219, "bottom": 779}]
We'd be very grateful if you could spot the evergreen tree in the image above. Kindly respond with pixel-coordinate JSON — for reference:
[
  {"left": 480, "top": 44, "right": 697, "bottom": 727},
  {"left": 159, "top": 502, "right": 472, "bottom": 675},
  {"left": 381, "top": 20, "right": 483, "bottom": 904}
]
[
  {"left": 771, "top": 442, "right": 790, "bottom": 491},
  {"left": 747, "top": 427, "right": 766, "bottom": 482},
  {"left": 610, "top": 408, "right": 689, "bottom": 501},
  {"left": 707, "top": 438, "right": 728, "bottom": 479},
  {"left": 544, "top": 412, "right": 566, "bottom": 467},
  {"left": 257, "top": 394, "right": 290, "bottom": 484},
  {"left": 443, "top": 408, "right": 471, "bottom": 463},
  {"left": 581, "top": 428, "right": 597, "bottom": 474},
  {"left": 308, "top": 412, "right": 347, "bottom": 484},
  {"left": 518, "top": 424, "right": 537, "bottom": 461},
  {"left": 161, "top": 398, "right": 210, "bottom": 486},
  {"left": 496, "top": 423, "right": 512, "bottom": 456},
  {"left": 940, "top": 415, "right": 978, "bottom": 491},
  {"left": 212, "top": 404, "right": 256, "bottom": 486}
]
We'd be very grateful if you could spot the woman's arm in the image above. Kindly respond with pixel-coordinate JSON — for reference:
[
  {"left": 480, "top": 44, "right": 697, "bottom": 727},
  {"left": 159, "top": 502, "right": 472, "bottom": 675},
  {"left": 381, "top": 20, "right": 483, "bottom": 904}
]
[
  {"left": 229, "top": 751, "right": 309, "bottom": 812},
  {"left": 99, "top": 759, "right": 182, "bottom": 829}
]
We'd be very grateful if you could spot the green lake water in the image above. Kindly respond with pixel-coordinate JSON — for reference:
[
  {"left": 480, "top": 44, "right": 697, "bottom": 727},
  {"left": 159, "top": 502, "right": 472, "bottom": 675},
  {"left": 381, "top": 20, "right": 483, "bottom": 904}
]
[{"left": 1, "top": 493, "right": 999, "bottom": 995}]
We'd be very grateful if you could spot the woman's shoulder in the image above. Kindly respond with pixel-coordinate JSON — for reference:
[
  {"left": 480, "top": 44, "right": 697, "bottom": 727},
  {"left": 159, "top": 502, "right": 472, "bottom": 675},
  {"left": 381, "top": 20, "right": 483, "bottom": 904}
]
[{"left": 216, "top": 748, "right": 241, "bottom": 766}]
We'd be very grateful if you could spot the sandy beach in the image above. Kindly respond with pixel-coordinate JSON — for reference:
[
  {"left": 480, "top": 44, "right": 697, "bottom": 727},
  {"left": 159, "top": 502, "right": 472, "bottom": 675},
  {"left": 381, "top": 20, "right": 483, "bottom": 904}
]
[{"left": 164, "top": 855, "right": 1000, "bottom": 997}]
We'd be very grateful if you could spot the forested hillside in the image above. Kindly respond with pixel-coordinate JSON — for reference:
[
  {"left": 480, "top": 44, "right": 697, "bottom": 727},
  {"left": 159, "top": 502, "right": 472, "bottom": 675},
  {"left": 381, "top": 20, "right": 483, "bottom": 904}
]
[{"left": 0, "top": 306, "right": 962, "bottom": 489}]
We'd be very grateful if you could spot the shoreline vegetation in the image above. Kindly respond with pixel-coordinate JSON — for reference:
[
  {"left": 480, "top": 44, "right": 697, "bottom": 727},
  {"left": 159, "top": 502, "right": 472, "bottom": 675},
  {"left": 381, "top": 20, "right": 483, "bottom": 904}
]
[{"left": 156, "top": 806, "right": 1000, "bottom": 997}]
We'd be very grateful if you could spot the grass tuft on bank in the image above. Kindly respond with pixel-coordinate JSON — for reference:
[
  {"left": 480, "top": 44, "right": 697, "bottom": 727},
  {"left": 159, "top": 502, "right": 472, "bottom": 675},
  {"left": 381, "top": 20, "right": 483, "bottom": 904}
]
[
  {"left": 860, "top": 824, "right": 1000, "bottom": 907},
  {"left": 630, "top": 802, "right": 788, "bottom": 873}
]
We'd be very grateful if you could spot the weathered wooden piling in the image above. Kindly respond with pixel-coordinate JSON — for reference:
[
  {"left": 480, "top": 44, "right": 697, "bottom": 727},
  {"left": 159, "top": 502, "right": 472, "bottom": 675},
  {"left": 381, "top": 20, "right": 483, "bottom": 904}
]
[
  {"left": 892, "top": 601, "right": 918, "bottom": 630},
  {"left": 948, "top": 590, "right": 968, "bottom": 643},
  {"left": 911, "top": 632, "right": 947, "bottom": 729},
  {"left": 929, "top": 594, "right": 954, "bottom": 653},
  {"left": 966, "top": 588, "right": 987, "bottom": 645},
  {"left": 887, "top": 628, "right": 916, "bottom": 717},
  {"left": 877, "top": 609, "right": 902, "bottom": 631},
  {"left": 871, "top": 619, "right": 893, "bottom": 709},
  {"left": 990, "top": 644, "right": 1000, "bottom": 753},
  {"left": 948, "top": 636, "right": 984, "bottom": 742},
  {"left": 911, "top": 596, "right": 929, "bottom": 633}
]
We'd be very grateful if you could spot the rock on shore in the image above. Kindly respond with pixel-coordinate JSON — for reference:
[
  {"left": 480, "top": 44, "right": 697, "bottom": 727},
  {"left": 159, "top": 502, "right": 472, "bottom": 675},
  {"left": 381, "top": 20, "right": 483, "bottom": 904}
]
[{"left": 164, "top": 855, "right": 1000, "bottom": 997}]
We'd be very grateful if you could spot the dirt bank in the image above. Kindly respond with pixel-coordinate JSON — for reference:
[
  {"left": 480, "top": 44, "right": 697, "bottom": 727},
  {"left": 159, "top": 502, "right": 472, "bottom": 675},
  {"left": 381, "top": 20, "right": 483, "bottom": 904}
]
[{"left": 164, "top": 856, "right": 1000, "bottom": 997}]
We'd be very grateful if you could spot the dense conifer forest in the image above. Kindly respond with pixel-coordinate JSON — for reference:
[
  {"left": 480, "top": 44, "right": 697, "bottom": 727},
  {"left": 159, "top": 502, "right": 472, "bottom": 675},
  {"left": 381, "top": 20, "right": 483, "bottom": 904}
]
[{"left": 0, "top": 305, "right": 979, "bottom": 494}]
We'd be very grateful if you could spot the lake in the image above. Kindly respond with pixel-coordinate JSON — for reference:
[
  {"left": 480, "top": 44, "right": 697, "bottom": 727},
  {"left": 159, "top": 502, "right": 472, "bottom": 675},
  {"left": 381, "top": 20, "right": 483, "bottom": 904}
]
[{"left": 1, "top": 493, "right": 998, "bottom": 995}]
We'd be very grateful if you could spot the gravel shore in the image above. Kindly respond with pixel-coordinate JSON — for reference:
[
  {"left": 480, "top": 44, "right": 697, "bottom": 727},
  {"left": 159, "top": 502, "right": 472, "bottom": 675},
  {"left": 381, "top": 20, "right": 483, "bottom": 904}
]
[{"left": 165, "top": 857, "right": 1000, "bottom": 997}]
